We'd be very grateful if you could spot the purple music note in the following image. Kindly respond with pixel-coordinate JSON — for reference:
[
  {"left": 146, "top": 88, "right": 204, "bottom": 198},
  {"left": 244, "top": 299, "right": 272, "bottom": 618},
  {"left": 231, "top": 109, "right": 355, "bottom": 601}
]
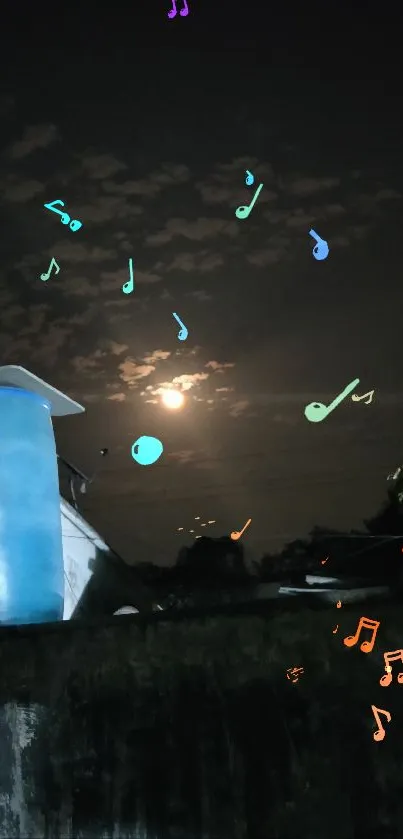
[{"left": 167, "top": 0, "right": 188, "bottom": 18}]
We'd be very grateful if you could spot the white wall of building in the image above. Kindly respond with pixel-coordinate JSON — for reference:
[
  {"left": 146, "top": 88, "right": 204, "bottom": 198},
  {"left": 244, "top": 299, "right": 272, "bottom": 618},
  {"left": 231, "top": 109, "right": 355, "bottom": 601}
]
[
  {"left": 61, "top": 497, "right": 110, "bottom": 620},
  {"left": 60, "top": 497, "right": 161, "bottom": 619}
]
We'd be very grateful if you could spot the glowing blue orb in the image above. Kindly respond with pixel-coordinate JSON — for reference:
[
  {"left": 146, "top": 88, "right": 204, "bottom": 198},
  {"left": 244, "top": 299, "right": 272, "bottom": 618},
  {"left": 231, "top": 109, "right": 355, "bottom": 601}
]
[{"left": 131, "top": 435, "right": 163, "bottom": 466}]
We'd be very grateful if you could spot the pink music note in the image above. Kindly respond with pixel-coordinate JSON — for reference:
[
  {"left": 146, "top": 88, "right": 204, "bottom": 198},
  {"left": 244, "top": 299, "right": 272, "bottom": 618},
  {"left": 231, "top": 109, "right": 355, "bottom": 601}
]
[
  {"left": 371, "top": 705, "right": 391, "bottom": 742},
  {"left": 379, "top": 649, "right": 403, "bottom": 687},
  {"left": 343, "top": 615, "right": 380, "bottom": 654}
]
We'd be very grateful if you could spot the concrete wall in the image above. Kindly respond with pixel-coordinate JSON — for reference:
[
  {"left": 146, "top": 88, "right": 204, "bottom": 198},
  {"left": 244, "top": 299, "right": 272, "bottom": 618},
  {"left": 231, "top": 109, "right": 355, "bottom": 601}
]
[{"left": 0, "top": 597, "right": 402, "bottom": 838}]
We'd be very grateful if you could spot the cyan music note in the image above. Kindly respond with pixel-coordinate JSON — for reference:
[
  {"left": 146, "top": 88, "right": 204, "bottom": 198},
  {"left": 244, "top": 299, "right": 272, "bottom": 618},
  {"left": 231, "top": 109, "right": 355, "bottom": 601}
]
[
  {"left": 304, "top": 378, "right": 360, "bottom": 423},
  {"left": 44, "top": 199, "right": 83, "bottom": 231},
  {"left": 309, "top": 228, "right": 329, "bottom": 261},
  {"left": 245, "top": 169, "right": 255, "bottom": 186},
  {"left": 235, "top": 183, "right": 263, "bottom": 220},
  {"left": 172, "top": 312, "right": 188, "bottom": 341},
  {"left": 122, "top": 258, "right": 134, "bottom": 294},
  {"left": 44, "top": 199, "right": 70, "bottom": 225},
  {"left": 40, "top": 257, "right": 60, "bottom": 282},
  {"left": 69, "top": 219, "right": 82, "bottom": 232}
]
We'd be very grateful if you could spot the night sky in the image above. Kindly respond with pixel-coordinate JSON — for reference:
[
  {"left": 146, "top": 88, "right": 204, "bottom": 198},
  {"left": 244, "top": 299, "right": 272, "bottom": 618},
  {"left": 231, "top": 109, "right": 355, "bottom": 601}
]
[{"left": 1, "top": 4, "right": 402, "bottom": 567}]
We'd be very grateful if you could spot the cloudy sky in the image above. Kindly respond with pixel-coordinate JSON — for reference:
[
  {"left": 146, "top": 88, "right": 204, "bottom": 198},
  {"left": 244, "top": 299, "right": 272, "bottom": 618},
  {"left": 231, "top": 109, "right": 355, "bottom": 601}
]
[{"left": 1, "top": 4, "right": 403, "bottom": 566}]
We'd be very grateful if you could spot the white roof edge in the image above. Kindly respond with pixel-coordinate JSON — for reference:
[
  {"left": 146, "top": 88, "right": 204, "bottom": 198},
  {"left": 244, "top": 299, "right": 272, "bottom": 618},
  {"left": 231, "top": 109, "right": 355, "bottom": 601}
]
[
  {"left": 60, "top": 495, "right": 165, "bottom": 611},
  {"left": 60, "top": 496, "right": 110, "bottom": 552},
  {"left": 0, "top": 365, "right": 85, "bottom": 416}
]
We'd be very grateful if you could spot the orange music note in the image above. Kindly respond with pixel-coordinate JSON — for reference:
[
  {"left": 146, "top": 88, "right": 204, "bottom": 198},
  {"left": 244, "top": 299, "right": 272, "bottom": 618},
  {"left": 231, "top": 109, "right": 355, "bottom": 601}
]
[
  {"left": 230, "top": 518, "right": 251, "bottom": 541},
  {"left": 379, "top": 649, "right": 403, "bottom": 687},
  {"left": 332, "top": 625, "right": 339, "bottom": 634},
  {"left": 343, "top": 615, "right": 380, "bottom": 654},
  {"left": 371, "top": 704, "right": 391, "bottom": 742}
]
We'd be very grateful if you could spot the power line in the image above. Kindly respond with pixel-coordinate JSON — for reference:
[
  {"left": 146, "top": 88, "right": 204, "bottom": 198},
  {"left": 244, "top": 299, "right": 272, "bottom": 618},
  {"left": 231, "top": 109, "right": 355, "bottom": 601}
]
[
  {"left": 60, "top": 532, "right": 403, "bottom": 544},
  {"left": 94, "top": 449, "right": 397, "bottom": 472},
  {"left": 78, "top": 472, "right": 391, "bottom": 507},
  {"left": 63, "top": 568, "right": 78, "bottom": 604},
  {"left": 343, "top": 534, "right": 403, "bottom": 562}
]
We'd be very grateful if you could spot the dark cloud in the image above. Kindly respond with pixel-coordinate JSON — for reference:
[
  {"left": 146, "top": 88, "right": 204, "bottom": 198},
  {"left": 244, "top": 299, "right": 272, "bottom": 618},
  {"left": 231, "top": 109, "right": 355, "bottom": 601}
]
[{"left": 1, "top": 4, "right": 402, "bottom": 563}]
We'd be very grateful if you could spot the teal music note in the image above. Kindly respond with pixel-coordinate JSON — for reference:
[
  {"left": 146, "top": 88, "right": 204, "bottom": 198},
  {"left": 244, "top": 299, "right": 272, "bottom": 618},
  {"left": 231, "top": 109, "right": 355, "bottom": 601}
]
[
  {"left": 304, "top": 378, "right": 360, "bottom": 423},
  {"left": 40, "top": 257, "right": 60, "bottom": 282},
  {"left": 235, "top": 183, "right": 263, "bottom": 220},
  {"left": 122, "top": 258, "right": 134, "bottom": 294}
]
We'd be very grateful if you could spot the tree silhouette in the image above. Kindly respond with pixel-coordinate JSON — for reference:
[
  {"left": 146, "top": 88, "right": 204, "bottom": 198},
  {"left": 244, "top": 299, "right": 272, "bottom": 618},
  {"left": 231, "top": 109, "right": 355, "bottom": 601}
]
[
  {"left": 175, "top": 535, "right": 249, "bottom": 588},
  {"left": 132, "top": 468, "right": 403, "bottom": 607}
]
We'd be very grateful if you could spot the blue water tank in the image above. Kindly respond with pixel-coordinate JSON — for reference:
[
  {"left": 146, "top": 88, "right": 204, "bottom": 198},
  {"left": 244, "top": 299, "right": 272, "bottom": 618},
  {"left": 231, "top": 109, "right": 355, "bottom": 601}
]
[{"left": 0, "top": 386, "right": 64, "bottom": 624}]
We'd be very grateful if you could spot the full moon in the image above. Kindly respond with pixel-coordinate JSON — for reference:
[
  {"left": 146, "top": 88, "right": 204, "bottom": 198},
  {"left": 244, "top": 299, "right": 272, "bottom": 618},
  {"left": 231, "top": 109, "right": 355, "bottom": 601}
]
[{"left": 161, "top": 389, "right": 184, "bottom": 410}]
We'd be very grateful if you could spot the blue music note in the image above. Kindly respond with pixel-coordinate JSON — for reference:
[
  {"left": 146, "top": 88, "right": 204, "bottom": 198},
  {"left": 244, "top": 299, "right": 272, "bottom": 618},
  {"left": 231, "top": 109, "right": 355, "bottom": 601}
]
[
  {"left": 310, "top": 228, "right": 329, "bottom": 261},
  {"left": 172, "top": 312, "right": 188, "bottom": 341},
  {"left": 245, "top": 169, "right": 255, "bottom": 186}
]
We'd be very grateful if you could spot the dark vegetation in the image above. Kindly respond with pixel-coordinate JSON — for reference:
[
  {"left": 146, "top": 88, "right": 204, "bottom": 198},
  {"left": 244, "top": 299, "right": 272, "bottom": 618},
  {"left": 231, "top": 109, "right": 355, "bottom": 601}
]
[{"left": 132, "top": 465, "right": 403, "bottom": 609}]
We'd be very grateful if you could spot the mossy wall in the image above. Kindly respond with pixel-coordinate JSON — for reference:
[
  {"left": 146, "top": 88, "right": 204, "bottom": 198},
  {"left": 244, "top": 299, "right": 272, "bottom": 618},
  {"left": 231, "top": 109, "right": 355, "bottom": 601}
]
[{"left": 0, "top": 598, "right": 402, "bottom": 838}]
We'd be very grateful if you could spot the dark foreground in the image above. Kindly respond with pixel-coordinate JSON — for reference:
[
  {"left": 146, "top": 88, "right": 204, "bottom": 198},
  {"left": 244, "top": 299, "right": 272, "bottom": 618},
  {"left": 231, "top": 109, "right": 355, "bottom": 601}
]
[{"left": 0, "top": 597, "right": 402, "bottom": 839}]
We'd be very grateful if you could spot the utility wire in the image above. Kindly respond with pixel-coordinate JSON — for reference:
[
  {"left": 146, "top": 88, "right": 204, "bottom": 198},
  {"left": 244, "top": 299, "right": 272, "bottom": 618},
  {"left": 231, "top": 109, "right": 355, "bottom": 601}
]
[
  {"left": 94, "top": 451, "right": 395, "bottom": 472},
  {"left": 79, "top": 473, "right": 393, "bottom": 507},
  {"left": 63, "top": 568, "right": 78, "bottom": 604}
]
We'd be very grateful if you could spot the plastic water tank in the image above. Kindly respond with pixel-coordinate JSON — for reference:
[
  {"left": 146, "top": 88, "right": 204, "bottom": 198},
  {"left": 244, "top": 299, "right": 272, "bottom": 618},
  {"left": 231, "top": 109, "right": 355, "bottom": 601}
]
[{"left": 0, "top": 386, "right": 64, "bottom": 624}]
